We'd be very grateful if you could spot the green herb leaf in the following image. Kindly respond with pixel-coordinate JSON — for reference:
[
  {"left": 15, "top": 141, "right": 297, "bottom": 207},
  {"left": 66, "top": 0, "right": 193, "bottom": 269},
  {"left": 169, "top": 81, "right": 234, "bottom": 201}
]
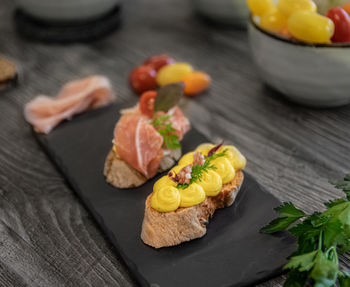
[
  {"left": 338, "top": 270, "right": 350, "bottom": 287},
  {"left": 260, "top": 217, "right": 302, "bottom": 234},
  {"left": 152, "top": 114, "right": 180, "bottom": 150},
  {"left": 154, "top": 83, "right": 184, "bottom": 112},
  {"left": 262, "top": 173, "right": 350, "bottom": 287},
  {"left": 260, "top": 202, "right": 306, "bottom": 234},
  {"left": 275, "top": 202, "right": 306, "bottom": 218},
  {"left": 310, "top": 249, "right": 338, "bottom": 287},
  {"left": 284, "top": 250, "right": 318, "bottom": 272}
]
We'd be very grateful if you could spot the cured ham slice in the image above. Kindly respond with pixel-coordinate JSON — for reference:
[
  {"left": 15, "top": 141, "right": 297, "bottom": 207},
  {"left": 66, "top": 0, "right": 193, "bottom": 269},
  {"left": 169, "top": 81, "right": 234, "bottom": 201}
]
[
  {"left": 114, "top": 114, "right": 163, "bottom": 178},
  {"left": 24, "top": 76, "right": 115, "bottom": 134},
  {"left": 168, "top": 106, "right": 190, "bottom": 140}
]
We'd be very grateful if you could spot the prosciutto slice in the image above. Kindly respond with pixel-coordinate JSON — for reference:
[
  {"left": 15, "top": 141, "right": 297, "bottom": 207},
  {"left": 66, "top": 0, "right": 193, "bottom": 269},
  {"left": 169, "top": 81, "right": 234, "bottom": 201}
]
[
  {"left": 114, "top": 114, "right": 164, "bottom": 178},
  {"left": 24, "top": 76, "right": 115, "bottom": 134},
  {"left": 168, "top": 106, "right": 190, "bottom": 140}
]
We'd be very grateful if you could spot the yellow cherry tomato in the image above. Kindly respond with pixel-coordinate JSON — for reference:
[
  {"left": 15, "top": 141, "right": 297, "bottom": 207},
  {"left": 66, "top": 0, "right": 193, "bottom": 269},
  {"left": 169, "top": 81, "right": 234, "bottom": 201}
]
[
  {"left": 219, "top": 145, "right": 246, "bottom": 171},
  {"left": 153, "top": 175, "right": 176, "bottom": 193},
  {"left": 246, "top": 0, "right": 275, "bottom": 16},
  {"left": 151, "top": 186, "right": 181, "bottom": 212},
  {"left": 156, "top": 63, "right": 193, "bottom": 86},
  {"left": 288, "top": 11, "right": 334, "bottom": 44},
  {"left": 198, "top": 170, "right": 223, "bottom": 197},
  {"left": 211, "top": 157, "right": 235, "bottom": 184},
  {"left": 179, "top": 183, "right": 206, "bottom": 207},
  {"left": 260, "top": 9, "right": 288, "bottom": 33},
  {"left": 184, "top": 71, "right": 211, "bottom": 96},
  {"left": 277, "top": 0, "right": 316, "bottom": 17}
]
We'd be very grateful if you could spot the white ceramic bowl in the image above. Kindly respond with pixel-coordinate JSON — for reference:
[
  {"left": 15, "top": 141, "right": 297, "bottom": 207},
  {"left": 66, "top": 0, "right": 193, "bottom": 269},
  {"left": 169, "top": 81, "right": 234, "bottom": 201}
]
[
  {"left": 191, "top": 0, "right": 249, "bottom": 27},
  {"left": 249, "top": 18, "right": 350, "bottom": 108},
  {"left": 15, "top": 0, "right": 120, "bottom": 22}
]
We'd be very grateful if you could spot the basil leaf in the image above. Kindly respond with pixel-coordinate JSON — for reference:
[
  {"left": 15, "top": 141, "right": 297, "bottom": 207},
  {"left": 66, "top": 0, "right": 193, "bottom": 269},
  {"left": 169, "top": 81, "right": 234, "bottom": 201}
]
[{"left": 154, "top": 82, "right": 184, "bottom": 112}]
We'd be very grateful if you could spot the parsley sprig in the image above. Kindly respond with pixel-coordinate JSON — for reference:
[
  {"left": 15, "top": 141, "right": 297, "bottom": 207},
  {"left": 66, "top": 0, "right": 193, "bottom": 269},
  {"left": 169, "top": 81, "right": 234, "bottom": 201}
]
[
  {"left": 261, "top": 173, "right": 350, "bottom": 287},
  {"left": 176, "top": 148, "right": 228, "bottom": 189},
  {"left": 152, "top": 114, "right": 180, "bottom": 150}
]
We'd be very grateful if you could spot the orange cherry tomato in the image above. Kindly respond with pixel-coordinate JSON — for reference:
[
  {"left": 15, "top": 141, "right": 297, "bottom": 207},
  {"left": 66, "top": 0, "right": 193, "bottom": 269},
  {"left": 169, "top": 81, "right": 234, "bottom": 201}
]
[
  {"left": 129, "top": 65, "right": 157, "bottom": 94},
  {"left": 139, "top": 90, "right": 157, "bottom": 118},
  {"left": 342, "top": 3, "right": 350, "bottom": 16},
  {"left": 183, "top": 71, "right": 211, "bottom": 96},
  {"left": 143, "top": 54, "right": 175, "bottom": 71}
]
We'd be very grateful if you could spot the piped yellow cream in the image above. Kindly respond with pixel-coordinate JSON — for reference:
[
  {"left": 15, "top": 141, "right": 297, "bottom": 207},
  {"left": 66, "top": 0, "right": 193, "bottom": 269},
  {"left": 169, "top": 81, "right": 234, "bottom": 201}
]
[
  {"left": 219, "top": 145, "right": 246, "bottom": 171},
  {"left": 150, "top": 143, "right": 245, "bottom": 212},
  {"left": 179, "top": 183, "right": 206, "bottom": 207},
  {"left": 198, "top": 170, "right": 222, "bottom": 196},
  {"left": 211, "top": 157, "right": 235, "bottom": 184},
  {"left": 151, "top": 186, "right": 181, "bottom": 212}
]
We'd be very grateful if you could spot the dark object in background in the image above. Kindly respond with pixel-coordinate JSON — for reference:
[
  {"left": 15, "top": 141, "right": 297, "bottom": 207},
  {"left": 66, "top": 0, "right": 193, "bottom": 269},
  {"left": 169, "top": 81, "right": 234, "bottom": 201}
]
[
  {"left": 14, "top": 6, "right": 121, "bottom": 43},
  {"left": 34, "top": 103, "right": 296, "bottom": 287},
  {"left": 0, "top": 56, "right": 17, "bottom": 91}
]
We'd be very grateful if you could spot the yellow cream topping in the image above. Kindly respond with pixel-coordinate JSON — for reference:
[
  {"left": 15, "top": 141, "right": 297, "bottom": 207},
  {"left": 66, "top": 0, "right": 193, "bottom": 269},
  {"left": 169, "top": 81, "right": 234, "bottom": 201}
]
[
  {"left": 198, "top": 170, "right": 222, "bottom": 196},
  {"left": 178, "top": 152, "right": 194, "bottom": 166},
  {"left": 153, "top": 175, "right": 176, "bottom": 193},
  {"left": 150, "top": 143, "right": 245, "bottom": 212},
  {"left": 179, "top": 183, "right": 206, "bottom": 207},
  {"left": 151, "top": 186, "right": 181, "bottom": 212},
  {"left": 219, "top": 145, "right": 246, "bottom": 171},
  {"left": 211, "top": 157, "right": 235, "bottom": 184},
  {"left": 195, "top": 143, "right": 215, "bottom": 155}
]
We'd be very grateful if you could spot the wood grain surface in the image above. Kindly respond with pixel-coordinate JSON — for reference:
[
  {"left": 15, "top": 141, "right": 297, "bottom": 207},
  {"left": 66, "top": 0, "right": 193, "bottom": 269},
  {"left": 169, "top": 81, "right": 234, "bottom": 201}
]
[{"left": 0, "top": 0, "right": 349, "bottom": 286}]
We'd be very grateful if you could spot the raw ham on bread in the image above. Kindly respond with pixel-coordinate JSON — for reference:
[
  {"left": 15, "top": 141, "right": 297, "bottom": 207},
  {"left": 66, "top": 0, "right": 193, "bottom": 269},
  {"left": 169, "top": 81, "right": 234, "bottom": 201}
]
[{"left": 114, "top": 114, "right": 164, "bottom": 179}]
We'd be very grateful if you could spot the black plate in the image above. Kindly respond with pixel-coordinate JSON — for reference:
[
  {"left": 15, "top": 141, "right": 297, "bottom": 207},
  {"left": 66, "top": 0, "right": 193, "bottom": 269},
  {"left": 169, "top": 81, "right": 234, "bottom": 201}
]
[{"left": 34, "top": 104, "right": 296, "bottom": 287}]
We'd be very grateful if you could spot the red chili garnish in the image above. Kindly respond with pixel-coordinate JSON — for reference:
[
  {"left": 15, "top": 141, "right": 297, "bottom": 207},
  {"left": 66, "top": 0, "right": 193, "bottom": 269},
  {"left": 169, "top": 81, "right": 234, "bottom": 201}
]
[{"left": 207, "top": 141, "right": 224, "bottom": 157}]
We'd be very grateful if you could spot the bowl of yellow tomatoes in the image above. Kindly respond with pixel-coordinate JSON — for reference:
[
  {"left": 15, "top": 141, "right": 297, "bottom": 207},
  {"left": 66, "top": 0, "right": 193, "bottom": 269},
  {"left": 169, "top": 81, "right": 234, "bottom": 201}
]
[{"left": 248, "top": 0, "right": 350, "bottom": 107}]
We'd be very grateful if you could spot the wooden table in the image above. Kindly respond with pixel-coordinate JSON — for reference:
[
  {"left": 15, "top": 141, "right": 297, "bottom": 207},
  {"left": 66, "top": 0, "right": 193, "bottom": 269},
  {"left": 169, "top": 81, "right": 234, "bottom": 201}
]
[{"left": 1, "top": 0, "right": 349, "bottom": 286}]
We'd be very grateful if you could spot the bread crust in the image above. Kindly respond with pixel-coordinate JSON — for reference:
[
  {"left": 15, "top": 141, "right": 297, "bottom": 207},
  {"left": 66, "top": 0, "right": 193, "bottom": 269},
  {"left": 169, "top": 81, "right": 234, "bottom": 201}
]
[
  {"left": 141, "top": 171, "right": 244, "bottom": 248},
  {"left": 104, "top": 148, "right": 182, "bottom": 189}
]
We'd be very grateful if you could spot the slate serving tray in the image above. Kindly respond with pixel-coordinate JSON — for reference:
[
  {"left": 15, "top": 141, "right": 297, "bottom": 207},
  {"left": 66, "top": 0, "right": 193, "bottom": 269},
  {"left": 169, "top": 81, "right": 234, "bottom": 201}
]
[{"left": 34, "top": 104, "right": 296, "bottom": 287}]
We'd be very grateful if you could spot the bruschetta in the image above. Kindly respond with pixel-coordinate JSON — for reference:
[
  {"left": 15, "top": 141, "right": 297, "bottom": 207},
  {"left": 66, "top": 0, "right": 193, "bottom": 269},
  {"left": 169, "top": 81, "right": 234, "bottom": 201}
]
[
  {"left": 141, "top": 142, "right": 246, "bottom": 248},
  {"left": 104, "top": 84, "right": 190, "bottom": 188}
]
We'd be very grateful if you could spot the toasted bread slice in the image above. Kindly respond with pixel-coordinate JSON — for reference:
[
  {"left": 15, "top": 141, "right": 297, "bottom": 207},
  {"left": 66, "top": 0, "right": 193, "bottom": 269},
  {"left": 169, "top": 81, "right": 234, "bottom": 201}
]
[
  {"left": 141, "top": 171, "right": 244, "bottom": 248},
  {"left": 104, "top": 148, "right": 182, "bottom": 189}
]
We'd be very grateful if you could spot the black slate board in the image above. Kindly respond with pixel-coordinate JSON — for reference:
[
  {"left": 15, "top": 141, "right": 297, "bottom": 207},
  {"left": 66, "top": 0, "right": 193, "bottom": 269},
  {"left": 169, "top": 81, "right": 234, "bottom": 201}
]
[{"left": 34, "top": 104, "right": 296, "bottom": 287}]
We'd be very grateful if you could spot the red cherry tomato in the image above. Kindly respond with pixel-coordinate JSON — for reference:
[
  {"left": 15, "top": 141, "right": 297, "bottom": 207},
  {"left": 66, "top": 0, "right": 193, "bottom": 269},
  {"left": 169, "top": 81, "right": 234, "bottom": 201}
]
[
  {"left": 139, "top": 90, "right": 157, "bottom": 118},
  {"left": 326, "top": 7, "right": 350, "bottom": 43},
  {"left": 129, "top": 65, "right": 157, "bottom": 94},
  {"left": 143, "top": 54, "right": 175, "bottom": 71}
]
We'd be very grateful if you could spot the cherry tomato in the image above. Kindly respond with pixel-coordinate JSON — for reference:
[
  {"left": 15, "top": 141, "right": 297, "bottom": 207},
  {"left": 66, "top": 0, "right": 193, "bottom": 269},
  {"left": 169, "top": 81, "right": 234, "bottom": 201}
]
[
  {"left": 260, "top": 9, "right": 288, "bottom": 34},
  {"left": 326, "top": 7, "right": 350, "bottom": 43},
  {"left": 277, "top": 0, "right": 316, "bottom": 17},
  {"left": 342, "top": 3, "right": 350, "bottom": 16},
  {"left": 288, "top": 11, "right": 334, "bottom": 44},
  {"left": 139, "top": 90, "right": 157, "bottom": 118},
  {"left": 129, "top": 65, "right": 157, "bottom": 94},
  {"left": 246, "top": 0, "right": 275, "bottom": 17},
  {"left": 183, "top": 71, "right": 211, "bottom": 96},
  {"left": 143, "top": 54, "right": 175, "bottom": 71}
]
